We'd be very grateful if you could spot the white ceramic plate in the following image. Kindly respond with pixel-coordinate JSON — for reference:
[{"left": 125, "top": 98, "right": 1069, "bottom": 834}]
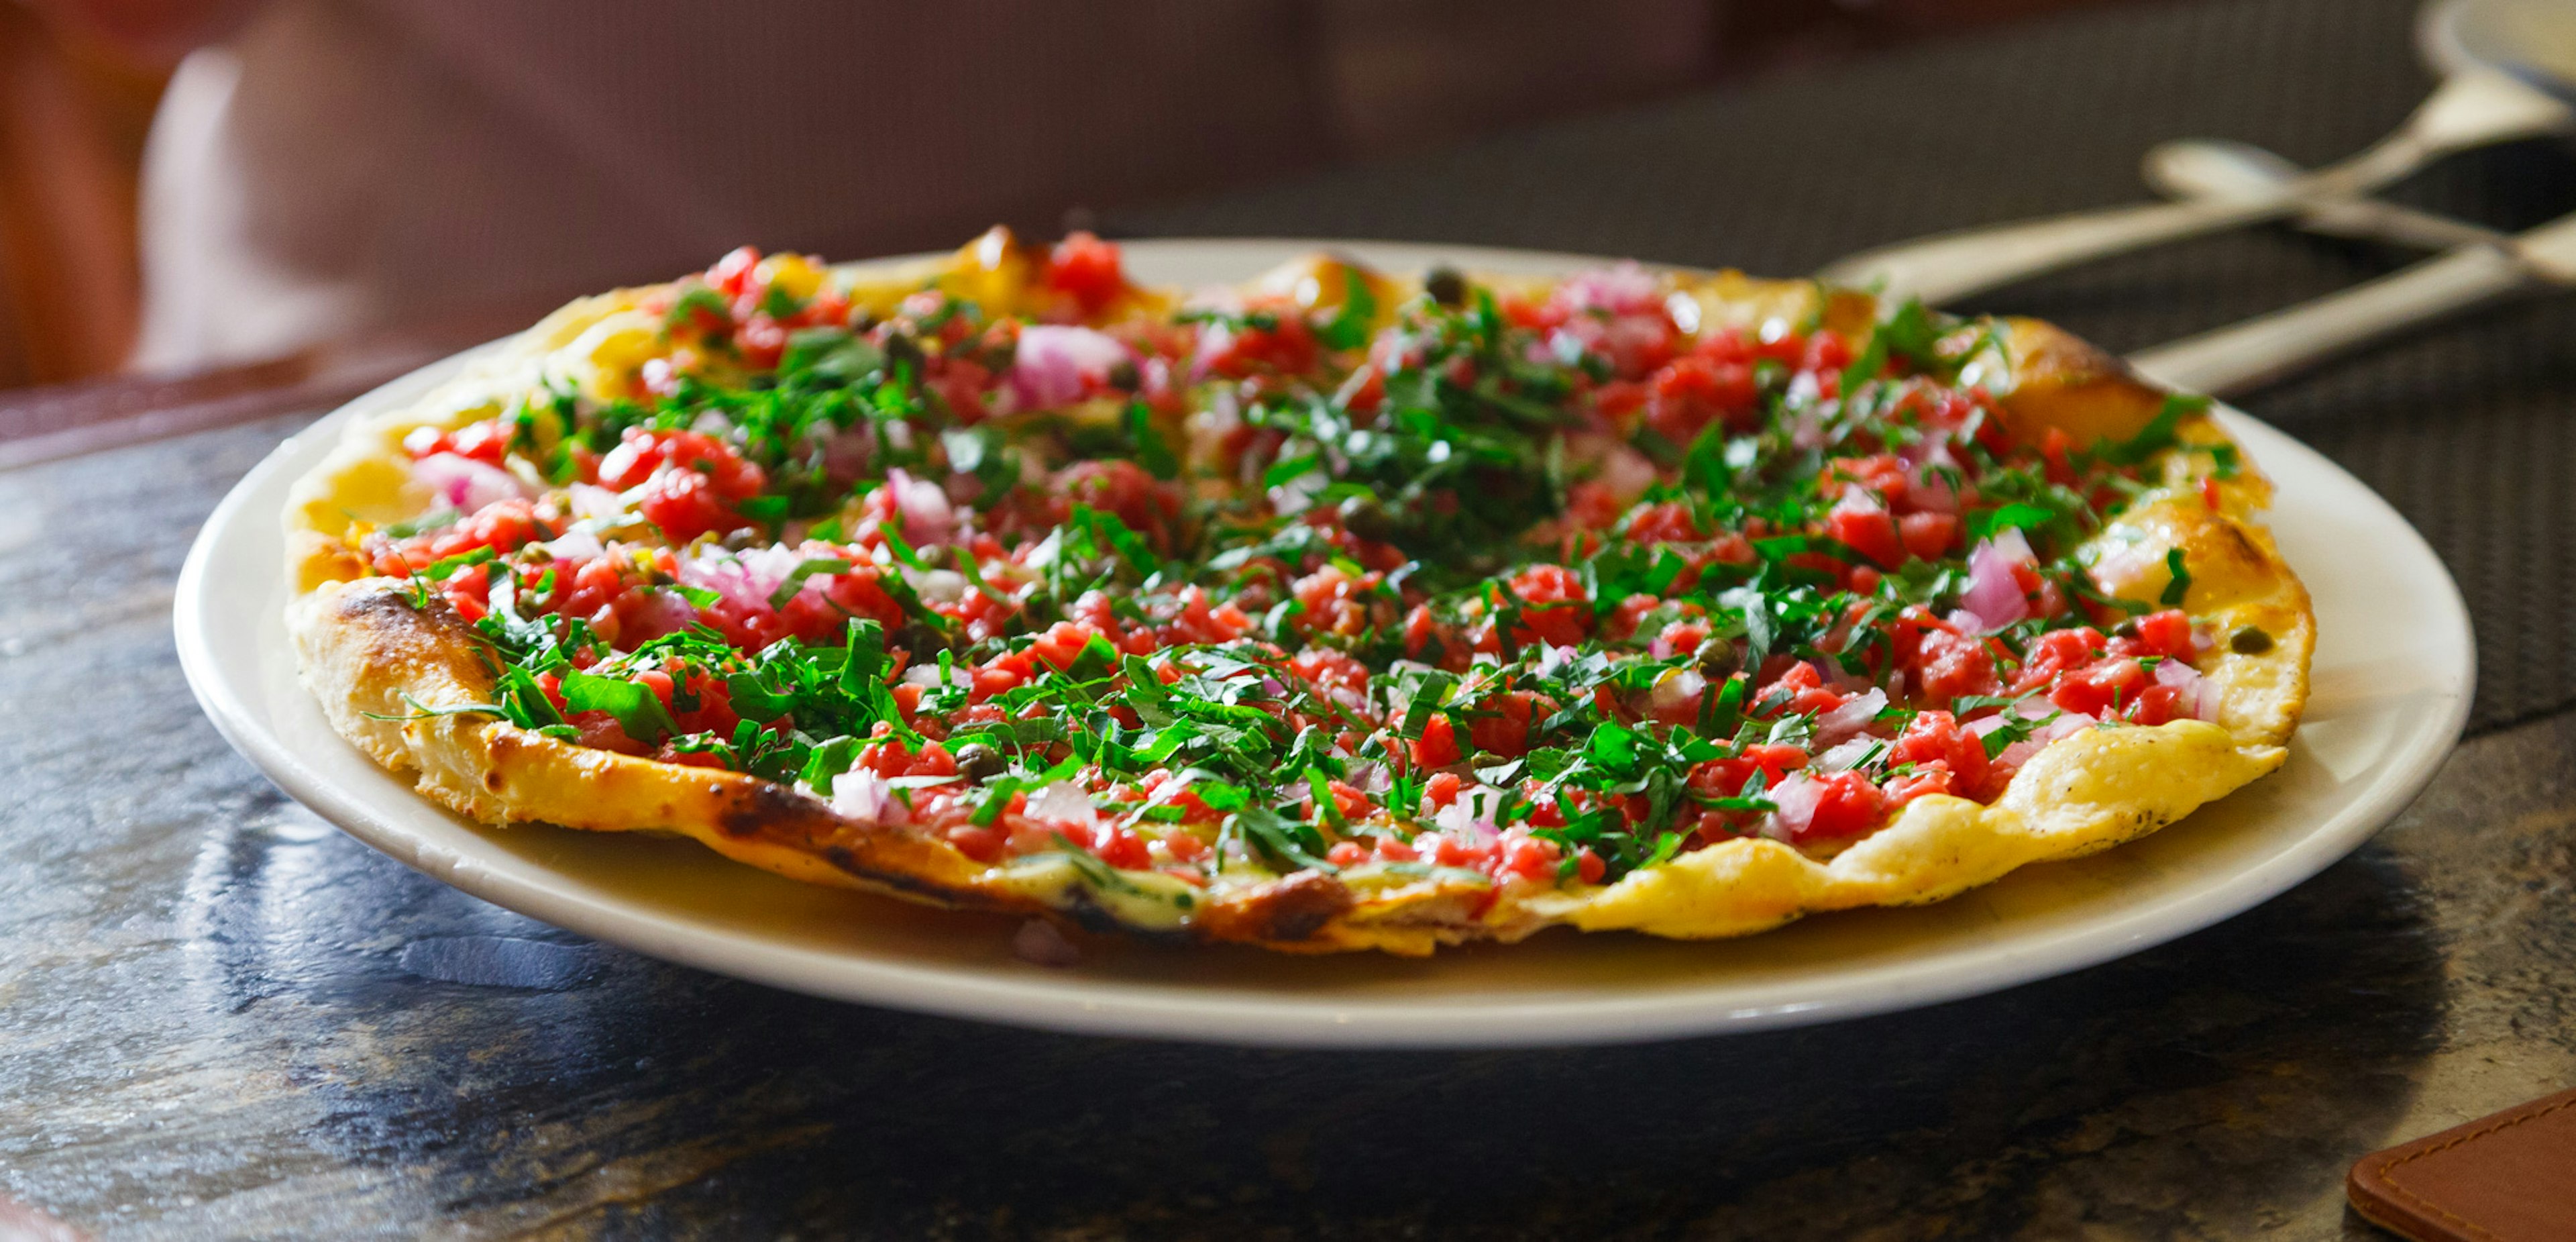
[{"left": 175, "top": 240, "right": 2473, "bottom": 1048}]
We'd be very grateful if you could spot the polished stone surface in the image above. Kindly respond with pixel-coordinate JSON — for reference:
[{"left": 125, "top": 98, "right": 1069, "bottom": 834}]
[{"left": 0, "top": 411, "right": 2571, "bottom": 1241}]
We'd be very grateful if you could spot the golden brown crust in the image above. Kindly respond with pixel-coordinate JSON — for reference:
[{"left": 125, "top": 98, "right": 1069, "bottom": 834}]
[{"left": 285, "top": 246, "right": 2316, "bottom": 955}]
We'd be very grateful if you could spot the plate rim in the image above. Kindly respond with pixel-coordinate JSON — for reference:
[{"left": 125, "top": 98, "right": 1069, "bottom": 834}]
[{"left": 172, "top": 237, "right": 2475, "bottom": 1047}]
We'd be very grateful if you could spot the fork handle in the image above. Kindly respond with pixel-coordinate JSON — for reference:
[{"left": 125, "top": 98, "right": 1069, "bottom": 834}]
[{"left": 2125, "top": 242, "right": 2534, "bottom": 397}]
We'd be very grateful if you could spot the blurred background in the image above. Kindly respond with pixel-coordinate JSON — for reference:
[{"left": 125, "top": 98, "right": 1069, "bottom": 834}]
[{"left": 1, "top": 0, "right": 2144, "bottom": 392}]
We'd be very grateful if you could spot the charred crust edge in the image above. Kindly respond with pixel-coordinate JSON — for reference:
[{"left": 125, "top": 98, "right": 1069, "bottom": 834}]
[
  {"left": 716, "top": 778, "right": 840, "bottom": 841},
  {"left": 1253, "top": 871, "right": 1355, "bottom": 941}
]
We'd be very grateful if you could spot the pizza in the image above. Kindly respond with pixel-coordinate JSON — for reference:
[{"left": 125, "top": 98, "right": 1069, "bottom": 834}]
[{"left": 284, "top": 227, "right": 2312, "bottom": 955}]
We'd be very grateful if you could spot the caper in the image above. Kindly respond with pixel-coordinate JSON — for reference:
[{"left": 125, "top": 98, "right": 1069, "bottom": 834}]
[
  {"left": 1106, "top": 358, "right": 1141, "bottom": 391},
  {"left": 1424, "top": 266, "right": 1468, "bottom": 307},
  {"left": 1338, "top": 495, "right": 1399, "bottom": 541},
  {"left": 1695, "top": 636, "right": 1741, "bottom": 681},
  {"left": 955, "top": 743, "right": 1007, "bottom": 783},
  {"left": 2229, "top": 625, "right": 2275, "bottom": 655}
]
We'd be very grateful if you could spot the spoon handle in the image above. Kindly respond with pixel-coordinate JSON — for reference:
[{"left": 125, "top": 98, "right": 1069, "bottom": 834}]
[
  {"left": 1818, "top": 68, "right": 2572, "bottom": 305},
  {"left": 1814, "top": 195, "right": 2300, "bottom": 305},
  {"left": 2125, "top": 242, "right": 2532, "bottom": 397},
  {"left": 2288, "top": 196, "right": 2508, "bottom": 252}
]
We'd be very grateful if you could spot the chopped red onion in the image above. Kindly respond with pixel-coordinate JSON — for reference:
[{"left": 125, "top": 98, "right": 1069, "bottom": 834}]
[
  {"left": 1762, "top": 774, "right": 1823, "bottom": 841},
  {"left": 1904, "top": 442, "right": 1963, "bottom": 514},
  {"left": 883, "top": 468, "right": 959, "bottom": 544},
  {"left": 902, "top": 662, "right": 969, "bottom": 690},
  {"left": 2031, "top": 709, "right": 2097, "bottom": 743},
  {"left": 413, "top": 452, "right": 526, "bottom": 513},
  {"left": 1434, "top": 788, "right": 1505, "bottom": 839},
  {"left": 541, "top": 530, "right": 604, "bottom": 562},
  {"left": 2153, "top": 658, "right": 2222, "bottom": 721},
  {"left": 1010, "top": 324, "right": 1132, "bottom": 410},
  {"left": 680, "top": 545, "right": 816, "bottom": 612},
  {"left": 1829, "top": 486, "right": 1886, "bottom": 519},
  {"left": 1554, "top": 262, "right": 1664, "bottom": 315},
  {"left": 1960, "top": 530, "right": 2036, "bottom": 631},
  {"left": 1815, "top": 688, "right": 1888, "bottom": 745},
  {"left": 1024, "top": 781, "right": 1102, "bottom": 829},
  {"left": 828, "top": 770, "right": 894, "bottom": 823},
  {"left": 1188, "top": 319, "right": 1233, "bottom": 383},
  {"left": 568, "top": 482, "right": 625, "bottom": 521},
  {"left": 1815, "top": 737, "right": 1878, "bottom": 772}
]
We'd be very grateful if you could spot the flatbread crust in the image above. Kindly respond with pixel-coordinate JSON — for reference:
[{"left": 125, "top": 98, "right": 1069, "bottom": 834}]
[{"left": 284, "top": 244, "right": 2312, "bottom": 955}]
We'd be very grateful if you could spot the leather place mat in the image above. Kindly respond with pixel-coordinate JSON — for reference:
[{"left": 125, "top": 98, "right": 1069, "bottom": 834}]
[
  {"left": 1119, "top": 0, "right": 2576, "bottom": 735},
  {"left": 2349, "top": 1088, "right": 2576, "bottom": 1242}
]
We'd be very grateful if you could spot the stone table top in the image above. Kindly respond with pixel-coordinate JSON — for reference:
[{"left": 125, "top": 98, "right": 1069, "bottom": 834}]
[{"left": 8, "top": 0, "right": 2576, "bottom": 1236}]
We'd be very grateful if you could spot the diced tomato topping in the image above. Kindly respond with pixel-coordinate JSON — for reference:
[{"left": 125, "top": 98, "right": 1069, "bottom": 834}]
[
  {"left": 1498, "top": 831, "right": 1562, "bottom": 882},
  {"left": 1690, "top": 742, "right": 1811, "bottom": 805},
  {"left": 366, "top": 498, "right": 555, "bottom": 576},
  {"left": 1888, "top": 710, "right": 1992, "bottom": 802},
  {"left": 1094, "top": 826, "right": 1150, "bottom": 870},
  {"left": 598, "top": 429, "right": 767, "bottom": 542},
  {"left": 1802, "top": 329, "right": 1854, "bottom": 374},
  {"left": 1790, "top": 770, "right": 1887, "bottom": 843},
  {"left": 2051, "top": 657, "right": 2149, "bottom": 719},
  {"left": 2015, "top": 627, "right": 2110, "bottom": 693},
  {"left": 1643, "top": 354, "right": 1758, "bottom": 444},
  {"left": 1766, "top": 661, "right": 1847, "bottom": 717},
  {"left": 1883, "top": 767, "right": 1955, "bottom": 809},
  {"left": 1042, "top": 231, "right": 1127, "bottom": 317},
  {"left": 1025, "top": 622, "right": 1104, "bottom": 673},
  {"left": 1200, "top": 309, "right": 1320, "bottom": 380},
  {"left": 1505, "top": 564, "right": 1591, "bottom": 646},
  {"left": 2124, "top": 609, "right": 2198, "bottom": 661},
  {"left": 858, "top": 736, "right": 960, "bottom": 780},
  {"left": 1465, "top": 690, "right": 1542, "bottom": 759},
  {"left": 1908, "top": 626, "right": 2002, "bottom": 703},
  {"left": 947, "top": 825, "right": 1006, "bottom": 864},
  {"left": 1820, "top": 454, "right": 1909, "bottom": 505},
  {"left": 1898, "top": 511, "right": 1957, "bottom": 560},
  {"left": 1626, "top": 501, "right": 1705, "bottom": 545},
  {"left": 1826, "top": 504, "right": 1904, "bottom": 570},
  {"left": 1411, "top": 713, "right": 1462, "bottom": 769}
]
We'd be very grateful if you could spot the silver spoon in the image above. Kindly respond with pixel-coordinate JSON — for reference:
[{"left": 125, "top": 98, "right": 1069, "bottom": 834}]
[
  {"left": 2127, "top": 205, "right": 2576, "bottom": 396},
  {"left": 1815, "top": 67, "right": 2571, "bottom": 304},
  {"left": 2141, "top": 137, "right": 2508, "bottom": 253}
]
